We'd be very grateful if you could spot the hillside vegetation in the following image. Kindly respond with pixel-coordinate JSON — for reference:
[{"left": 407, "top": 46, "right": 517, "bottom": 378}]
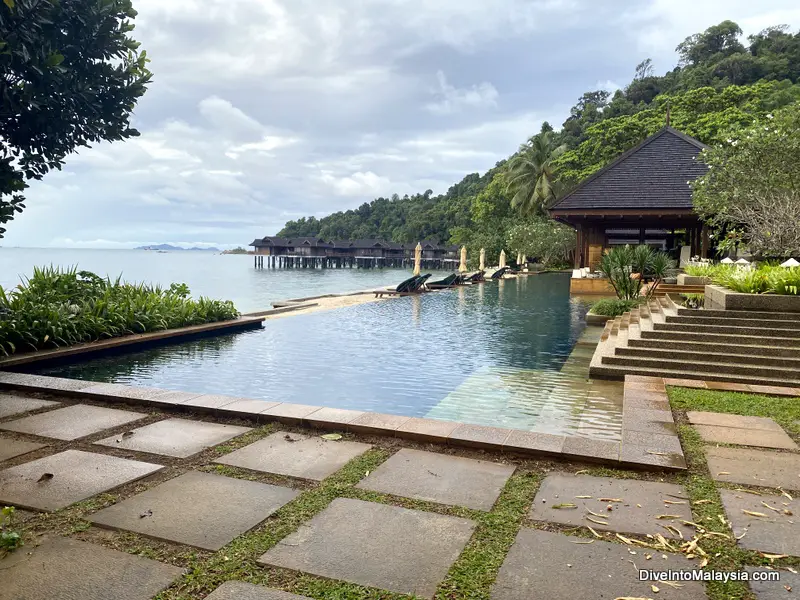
[{"left": 279, "top": 22, "right": 800, "bottom": 266}]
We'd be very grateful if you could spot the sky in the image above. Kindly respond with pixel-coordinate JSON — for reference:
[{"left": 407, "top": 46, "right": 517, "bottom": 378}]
[{"left": 5, "top": 0, "right": 800, "bottom": 249}]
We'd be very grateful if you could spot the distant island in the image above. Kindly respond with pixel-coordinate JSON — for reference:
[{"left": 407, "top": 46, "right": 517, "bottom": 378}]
[{"left": 135, "top": 244, "right": 220, "bottom": 252}]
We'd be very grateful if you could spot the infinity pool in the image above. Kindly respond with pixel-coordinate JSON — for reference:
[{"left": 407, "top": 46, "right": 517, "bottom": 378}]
[{"left": 38, "top": 274, "right": 623, "bottom": 439}]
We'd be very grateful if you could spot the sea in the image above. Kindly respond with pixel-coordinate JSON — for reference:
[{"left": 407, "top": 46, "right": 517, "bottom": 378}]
[{"left": 0, "top": 247, "right": 437, "bottom": 313}]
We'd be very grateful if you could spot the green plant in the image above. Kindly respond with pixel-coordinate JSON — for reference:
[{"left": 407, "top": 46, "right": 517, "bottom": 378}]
[
  {"left": 1, "top": 506, "right": 21, "bottom": 552},
  {"left": 0, "top": 266, "right": 240, "bottom": 356},
  {"left": 683, "top": 263, "right": 719, "bottom": 278},
  {"left": 713, "top": 267, "right": 770, "bottom": 293},
  {"left": 597, "top": 245, "right": 676, "bottom": 300},
  {"left": 590, "top": 298, "right": 643, "bottom": 317},
  {"left": 766, "top": 266, "right": 800, "bottom": 295},
  {"left": 680, "top": 293, "right": 705, "bottom": 308}
]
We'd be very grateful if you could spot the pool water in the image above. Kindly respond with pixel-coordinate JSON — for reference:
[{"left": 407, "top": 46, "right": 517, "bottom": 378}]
[{"left": 37, "top": 274, "right": 623, "bottom": 440}]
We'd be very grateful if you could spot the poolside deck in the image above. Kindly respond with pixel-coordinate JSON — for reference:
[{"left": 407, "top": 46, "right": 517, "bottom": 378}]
[{"left": 1, "top": 374, "right": 797, "bottom": 599}]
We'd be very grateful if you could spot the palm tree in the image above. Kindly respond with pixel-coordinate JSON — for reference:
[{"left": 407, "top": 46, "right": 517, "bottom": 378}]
[{"left": 505, "top": 131, "right": 567, "bottom": 217}]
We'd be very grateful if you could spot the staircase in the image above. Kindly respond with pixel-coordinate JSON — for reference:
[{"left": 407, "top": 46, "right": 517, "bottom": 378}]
[
  {"left": 646, "top": 283, "right": 706, "bottom": 297},
  {"left": 590, "top": 295, "right": 800, "bottom": 387}
]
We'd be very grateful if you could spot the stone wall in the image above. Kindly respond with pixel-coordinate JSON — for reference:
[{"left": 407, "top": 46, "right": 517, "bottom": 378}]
[
  {"left": 704, "top": 285, "right": 800, "bottom": 313},
  {"left": 677, "top": 274, "right": 711, "bottom": 286}
]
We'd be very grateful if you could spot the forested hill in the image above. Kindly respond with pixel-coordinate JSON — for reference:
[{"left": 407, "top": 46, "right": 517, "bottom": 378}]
[{"left": 278, "top": 22, "right": 800, "bottom": 257}]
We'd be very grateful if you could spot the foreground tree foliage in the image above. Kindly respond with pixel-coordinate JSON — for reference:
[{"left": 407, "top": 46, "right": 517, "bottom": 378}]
[
  {"left": 0, "top": 0, "right": 151, "bottom": 236},
  {"left": 278, "top": 20, "right": 800, "bottom": 263},
  {"left": 691, "top": 105, "right": 800, "bottom": 258},
  {"left": 506, "top": 219, "right": 575, "bottom": 268},
  {"left": 0, "top": 267, "right": 239, "bottom": 356}
]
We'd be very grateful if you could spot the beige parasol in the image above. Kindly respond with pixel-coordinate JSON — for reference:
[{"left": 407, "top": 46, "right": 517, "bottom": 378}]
[
  {"left": 413, "top": 242, "right": 422, "bottom": 276},
  {"left": 479, "top": 248, "right": 486, "bottom": 271},
  {"left": 499, "top": 250, "right": 506, "bottom": 268},
  {"left": 459, "top": 246, "right": 468, "bottom": 273}
]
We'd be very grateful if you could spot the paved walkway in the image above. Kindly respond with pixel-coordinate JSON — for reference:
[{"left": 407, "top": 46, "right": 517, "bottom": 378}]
[{"left": 0, "top": 377, "right": 798, "bottom": 600}]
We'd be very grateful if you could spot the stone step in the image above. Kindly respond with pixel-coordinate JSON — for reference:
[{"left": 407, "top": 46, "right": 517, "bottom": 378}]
[
  {"left": 615, "top": 346, "right": 800, "bottom": 368},
  {"left": 665, "top": 314, "right": 800, "bottom": 329},
  {"left": 653, "top": 322, "right": 800, "bottom": 338},
  {"left": 676, "top": 307, "right": 800, "bottom": 320},
  {"left": 640, "top": 329, "right": 800, "bottom": 348},
  {"left": 589, "top": 362, "right": 800, "bottom": 387},
  {"left": 626, "top": 337, "right": 800, "bottom": 359},
  {"left": 601, "top": 354, "right": 800, "bottom": 380}
]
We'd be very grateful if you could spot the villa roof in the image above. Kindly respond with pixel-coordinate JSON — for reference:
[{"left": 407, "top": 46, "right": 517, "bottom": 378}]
[
  {"left": 287, "top": 237, "right": 332, "bottom": 247},
  {"left": 549, "top": 127, "right": 708, "bottom": 215}
]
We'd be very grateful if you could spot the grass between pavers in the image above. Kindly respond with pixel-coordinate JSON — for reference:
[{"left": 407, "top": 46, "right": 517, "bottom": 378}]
[
  {"left": 669, "top": 386, "right": 800, "bottom": 437},
  {"left": 8, "top": 387, "right": 800, "bottom": 600},
  {"left": 151, "top": 450, "right": 544, "bottom": 600},
  {"left": 667, "top": 387, "right": 800, "bottom": 600}
]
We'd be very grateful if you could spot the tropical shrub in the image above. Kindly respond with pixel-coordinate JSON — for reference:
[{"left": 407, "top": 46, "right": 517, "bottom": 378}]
[
  {"left": 590, "top": 298, "right": 643, "bottom": 317},
  {"left": 704, "top": 263, "right": 800, "bottom": 295},
  {"left": 0, "top": 267, "right": 239, "bottom": 356},
  {"left": 684, "top": 263, "right": 721, "bottom": 278},
  {"left": 767, "top": 267, "right": 800, "bottom": 295},
  {"left": 597, "top": 245, "right": 676, "bottom": 300}
]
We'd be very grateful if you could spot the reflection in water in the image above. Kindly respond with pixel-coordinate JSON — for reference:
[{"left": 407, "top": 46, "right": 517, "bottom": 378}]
[
  {"left": 410, "top": 294, "right": 421, "bottom": 326},
  {"left": 39, "top": 274, "right": 622, "bottom": 438}
]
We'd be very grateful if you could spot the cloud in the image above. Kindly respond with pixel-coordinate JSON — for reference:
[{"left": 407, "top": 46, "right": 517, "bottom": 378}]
[
  {"left": 319, "top": 171, "right": 393, "bottom": 197},
  {"left": 4, "top": 0, "right": 799, "bottom": 248},
  {"left": 425, "top": 71, "right": 499, "bottom": 115}
]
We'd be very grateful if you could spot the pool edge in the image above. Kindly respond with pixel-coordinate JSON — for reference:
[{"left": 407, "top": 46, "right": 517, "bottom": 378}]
[{"left": 0, "top": 371, "right": 689, "bottom": 472}]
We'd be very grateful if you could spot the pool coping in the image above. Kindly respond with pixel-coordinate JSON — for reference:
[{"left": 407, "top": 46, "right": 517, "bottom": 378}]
[
  {"left": 0, "top": 371, "right": 701, "bottom": 471},
  {"left": 0, "top": 316, "right": 266, "bottom": 369}
]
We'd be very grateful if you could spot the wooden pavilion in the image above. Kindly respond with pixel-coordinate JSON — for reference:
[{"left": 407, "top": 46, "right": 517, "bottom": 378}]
[{"left": 549, "top": 127, "right": 710, "bottom": 269}]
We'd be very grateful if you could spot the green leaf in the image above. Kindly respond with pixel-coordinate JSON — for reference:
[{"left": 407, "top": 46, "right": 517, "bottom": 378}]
[
  {"left": 3, "top": 0, "right": 15, "bottom": 9},
  {"left": 320, "top": 433, "right": 342, "bottom": 441},
  {"left": 46, "top": 53, "right": 65, "bottom": 67}
]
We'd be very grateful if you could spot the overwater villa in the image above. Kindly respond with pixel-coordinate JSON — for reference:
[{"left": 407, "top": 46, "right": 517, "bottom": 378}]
[
  {"left": 550, "top": 127, "right": 710, "bottom": 270},
  {"left": 248, "top": 236, "right": 460, "bottom": 269}
]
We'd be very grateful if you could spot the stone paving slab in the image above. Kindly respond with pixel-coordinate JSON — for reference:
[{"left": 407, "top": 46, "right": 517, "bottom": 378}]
[
  {"left": 491, "top": 528, "right": 707, "bottom": 600},
  {"left": 0, "top": 535, "right": 184, "bottom": 600},
  {"left": 720, "top": 489, "right": 800, "bottom": 556},
  {"left": 356, "top": 448, "right": 514, "bottom": 510},
  {"left": 395, "top": 417, "right": 459, "bottom": 443},
  {"left": 206, "top": 582, "right": 311, "bottom": 600},
  {"left": 688, "top": 411, "right": 784, "bottom": 432},
  {"left": 706, "top": 446, "right": 800, "bottom": 491},
  {"left": 91, "top": 471, "right": 298, "bottom": 550},
  {"left": 0, "top": 394, "right": 59, "bottom": 419},
  {"left": 694, "top": 424, "right": 798, "bottom": 450},
  {"left": 94, "top": 418, "right": 252, "bottom": 458},
  {"left": 216, "top": 430, "right": 371, "bottom": 481},
  {"left": 529, "top": 472, "right": 694, "bottom": 539},
  {"left": 259, "top": 498, "right": 475, "bottom": 598},
  {"left": 745, "top": 567, "right": 800, "bottom": 599},
  {"left": 0, "top": 449, "right": 163, "bottom": 511},
  {"left": 0, "top": 403, "right": 146, "bottom": 440},
  {"left": 0, "top": 436, "right": 46, "bottom": 462}
]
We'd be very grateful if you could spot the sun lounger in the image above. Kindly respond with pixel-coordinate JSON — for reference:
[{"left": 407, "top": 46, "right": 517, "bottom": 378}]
[
  {"left": 374, "top": 274, "right": 431, "bottom": 297},
  {"left": 426, "top": 273, "right": 459, "bottom": 289}
]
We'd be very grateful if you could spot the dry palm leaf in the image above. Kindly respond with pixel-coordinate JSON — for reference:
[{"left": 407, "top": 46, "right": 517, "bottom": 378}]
[
  {"left": 587, "top": 516, "right": 609, "bottom": 526},
  {"left": 742, "top": 510, "right": 768, "bottom": 518}
]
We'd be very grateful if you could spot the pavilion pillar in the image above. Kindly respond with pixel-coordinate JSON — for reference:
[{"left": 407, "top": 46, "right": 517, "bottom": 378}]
[
  {"left": 701, "top": 224, "right": 710, "bottom": 259},
  {"left": 574, "top": 225, "right": 583, "bottom": 269}
]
